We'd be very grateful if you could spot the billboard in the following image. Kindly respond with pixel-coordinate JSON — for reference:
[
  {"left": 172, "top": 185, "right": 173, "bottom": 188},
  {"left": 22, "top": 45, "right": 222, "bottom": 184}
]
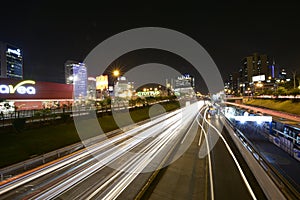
[
  {"left": 252, "top": 75, "right": 265, "bottom": 82},
  {"left": 96, "top": 75, "right": 108, "bottom": 90}
]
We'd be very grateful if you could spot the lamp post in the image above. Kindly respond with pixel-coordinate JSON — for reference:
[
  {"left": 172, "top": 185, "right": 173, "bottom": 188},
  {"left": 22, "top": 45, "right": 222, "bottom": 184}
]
[
  {"left": 112, "top": 70, "right": 120, "bottom": 97},
  {"left": 255, "top": 81, "right": 263, "bottom": 95}
]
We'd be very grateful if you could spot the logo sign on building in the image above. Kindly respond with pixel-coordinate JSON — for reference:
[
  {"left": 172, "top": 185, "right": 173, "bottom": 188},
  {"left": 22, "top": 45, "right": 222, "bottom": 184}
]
[
  {"left": 96, "top": 75, "right": 108, "bottom": 90},
  {"left": 0, "top": 80, "right": 36, "bottom": 95},
  {"left": 137, "top": 91, "right": 160, "bottom": 97},
  {"left": 7, "top": 48, "right": 21, "bottom": 56}
]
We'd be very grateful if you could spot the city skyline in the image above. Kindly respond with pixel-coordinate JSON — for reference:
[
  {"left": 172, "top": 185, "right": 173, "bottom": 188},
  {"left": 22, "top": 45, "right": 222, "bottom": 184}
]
[{"left": 1, "top": 1, "right": 300, "bottom": 90}]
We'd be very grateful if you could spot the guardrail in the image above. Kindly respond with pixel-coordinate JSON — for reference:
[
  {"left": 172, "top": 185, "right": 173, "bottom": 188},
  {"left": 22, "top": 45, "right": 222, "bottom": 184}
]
[
  {"left": 224, "top": 116, "right": 300, "bottom": 200},
  {"left": 0, "top": 142, "right": 83, "bottom": 181},
  {"left": 0, "top": 127, "right": 124, "bottom": 182}
]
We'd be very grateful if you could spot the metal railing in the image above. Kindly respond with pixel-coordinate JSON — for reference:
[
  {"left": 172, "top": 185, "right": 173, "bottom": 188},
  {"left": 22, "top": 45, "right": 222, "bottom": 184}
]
[{"left": 225, "top": 116, "right": 300, "bottom": 200}]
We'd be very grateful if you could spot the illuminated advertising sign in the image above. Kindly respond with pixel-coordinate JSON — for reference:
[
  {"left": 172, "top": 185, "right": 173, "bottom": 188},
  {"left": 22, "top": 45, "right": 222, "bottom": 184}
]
[
  {"left": 234, "top": 116, "right": 272, "bottom": 123},
  {"left": 7, "top": 48, "right": 21, "bottom": 56},
  {"left": 252, "top": 75, "right": 265, "bottom": 82},
  {"left": 0, "top": 80, "right": 36, "bottom": 95},
  {"left": 137, "top": 91, "right": 160, "bottom": 97},
  {"left": 96, "top": 75, "right": 108, "bottom": 90}
]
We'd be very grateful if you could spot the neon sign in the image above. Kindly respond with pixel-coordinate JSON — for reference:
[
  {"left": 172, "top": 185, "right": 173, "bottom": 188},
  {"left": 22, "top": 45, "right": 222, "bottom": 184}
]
[
  {"left": 0, "top": 80, "right": 36, "bottom": 95},
  {"left": 137, "top": 91, "right": 160, "bottom": 96}
]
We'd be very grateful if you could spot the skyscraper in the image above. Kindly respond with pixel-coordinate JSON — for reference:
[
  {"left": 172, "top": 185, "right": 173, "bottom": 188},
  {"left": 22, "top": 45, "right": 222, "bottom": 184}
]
[
  {"left": 64, "top": 60, "right": 88, "bottom": 100},
  {"left": 0, "top": 42, "right": 23, "bottom": 79},
  {"left": 241, "top": 53, "right": 269, "bottom": 83}
]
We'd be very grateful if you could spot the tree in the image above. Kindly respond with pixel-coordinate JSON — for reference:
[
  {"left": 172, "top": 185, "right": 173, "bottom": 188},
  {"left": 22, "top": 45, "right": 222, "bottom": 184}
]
[
  {"left": 277, "top": 86, "right": 288, "bottom": 96},
  {"left": 129, "top": 99, "right": 137, "bottom": 107},
  {"left": 136, "top": 97, "right": 145, "bottom": 107},
  {"left": 289, "top": 88, "right": 300, "bottom": 97}
]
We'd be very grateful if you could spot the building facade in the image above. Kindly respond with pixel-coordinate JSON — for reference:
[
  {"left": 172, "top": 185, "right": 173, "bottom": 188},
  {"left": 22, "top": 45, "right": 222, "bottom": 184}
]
[
  {"left": 87, "top": 77, "right": 97, "bottom": 100},
  {"left": 173, "top": 74, "right": 195, "bottom": 98},
  {"left": 0, "top": 78, "right": 73, "bottom": 110},
  {"left": 114, "top": 76, "right": 134, "bottom": 98},
  {"left": 241, "top": 53, "right": 270, "bottom": 83},
  {"left": 64, "top": 60, "right": 87, "bottom": 100},
  {"left": 0, "top": 42, "right": 23, "bottom": 79}
]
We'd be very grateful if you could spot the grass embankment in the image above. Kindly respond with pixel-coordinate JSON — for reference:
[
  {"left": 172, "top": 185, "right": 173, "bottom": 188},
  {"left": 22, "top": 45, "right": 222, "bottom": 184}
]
[
  {"left": 244, "top": 99, "right": 300, "bottom": 115},
  {"left": 0, "top": 101, "right": 180, "bottom": 168}
]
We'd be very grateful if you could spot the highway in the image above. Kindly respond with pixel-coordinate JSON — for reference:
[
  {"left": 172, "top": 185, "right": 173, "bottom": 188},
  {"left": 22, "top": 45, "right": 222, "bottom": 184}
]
[
  {"left": 142, "top": 105, "right": 266, "bottom": 200},
  {"left": 205, "top": 115, "right": 265, "bottom": 200},
  {"left": 0, "top": 102, "right": 202, "bottom": 200},
  {"left": 2, "top": 102, "right": 288, "bottom": 199}
]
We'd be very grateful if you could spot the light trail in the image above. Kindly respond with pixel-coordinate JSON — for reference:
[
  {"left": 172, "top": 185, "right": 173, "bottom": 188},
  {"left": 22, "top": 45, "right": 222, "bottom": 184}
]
[
  {"left": 0, "top": 108, "right": 181, "bottom": 196},
  {"left": 27, "top": 111, "right": 184, "bottom": 199},
  {"left": 196, "top": 106, "right": 214, "bottom": 200},
  {"left": 203, "top": 112, "right": 257, "bottom": 200},
  {"left": 17, "top": 102, "right": 201, "bottom": 200}
]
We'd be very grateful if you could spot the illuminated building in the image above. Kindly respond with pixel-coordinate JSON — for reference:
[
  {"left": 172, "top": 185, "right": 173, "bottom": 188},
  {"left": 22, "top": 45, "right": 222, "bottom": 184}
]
[
  {"left": 64, "top": 60, "right": 87, "bottom": 100},
  {"left": 0, "top": 78, "right": 73, "bottom": 110},
  {"left": 278, "top": 68, "right": 287, "bottom": 80},
  {"left": 240, "top": 53, "right": 269, "bottom": 83},
  {"left": 87, "top": 77, "right": 96, "bottom": 100},
  {"left": 96, "top": 75, "right": 108, "bottom": 91},
  {"left": 173, "top": 74, "right": 195, "bottom": 97},
  {"left": 174, "top": 74, "right": 195, "bottom": 89},
  {"left": 95, "top": 75, "right": 109, "bottom": 100},
  {"left": 0, "top": 42, "right": 23, "bottom": 79},
  {"left": 114, "top": 76, "right": 134, "bottom": 98}
]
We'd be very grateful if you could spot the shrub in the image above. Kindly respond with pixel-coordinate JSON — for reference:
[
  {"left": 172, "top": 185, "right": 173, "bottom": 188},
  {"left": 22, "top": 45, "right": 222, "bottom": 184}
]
[{"left": 12, "top": 118, "right": 26, "bottom": 133}]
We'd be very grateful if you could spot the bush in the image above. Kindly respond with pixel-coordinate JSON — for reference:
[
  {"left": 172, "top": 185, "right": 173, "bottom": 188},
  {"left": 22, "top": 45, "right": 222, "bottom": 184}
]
[
  {"left": 12, "top": 118, "right": 26, "bottom": 133},
  {"left": 60, "top": 113, "right": 71, "bottom": 123}
]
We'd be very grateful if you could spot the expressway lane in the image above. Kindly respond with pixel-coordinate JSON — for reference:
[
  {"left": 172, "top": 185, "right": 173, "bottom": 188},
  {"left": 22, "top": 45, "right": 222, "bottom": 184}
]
[
  {"left": 142, "top": 114, "right": 207, "bottom": 200},
  {"left": 0, "top": 102, "right": 203, "bottom": 200},
  {"left": 57, "top": 103, "right": 202, "bottom": 200},
  {"left": 206, "top": 114, "right": 267, "bottom": 200},
  {"left": 141, "top": 105, "right": 266, "bottom": 200}
]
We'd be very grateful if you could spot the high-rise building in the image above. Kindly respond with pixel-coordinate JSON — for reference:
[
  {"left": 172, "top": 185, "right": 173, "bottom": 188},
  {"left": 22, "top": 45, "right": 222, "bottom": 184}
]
[
  {"left": 0, "top": 42, "right": 23, "bottom": 79},
  {"left": 173, "top": 74, "right": 195, "bottom": 98},
  {"left": 95, "top": 75, "right": 109, "bottom": 99},
  {"left": 278, "top": 68, "right": 287, "bottom": 80},
  {"left": 87, "top": 77, "right": 96, "bottom": 100},
  {"left": 241, "top": 53, "right": 269, "bottom": 83},
  {"left": 174, "top": 74, "right": 195, "bottom": 89},
  {"left": 64, "top": 60, "right": 87, "bottom": 100},
  {"left": 114, "top": 76, "right": 134, "bottom": 98}
]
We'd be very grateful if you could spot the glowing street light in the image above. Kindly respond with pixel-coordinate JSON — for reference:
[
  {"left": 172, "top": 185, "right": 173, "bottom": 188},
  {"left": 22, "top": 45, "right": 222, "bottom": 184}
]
[{"left": 113, "top": 70, "right": 120, "bottom": 77}]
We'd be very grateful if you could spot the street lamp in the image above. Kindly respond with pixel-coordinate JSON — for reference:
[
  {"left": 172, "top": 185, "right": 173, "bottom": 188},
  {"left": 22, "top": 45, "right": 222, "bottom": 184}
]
[
  {"left": 255, "top": 81, "right": 263, "bottom": 94},
  {"left": 113, "top": 70, "right": 120, "bottom": 77},
  {"left": 112, "top": 70, "right": 120, "bottom": 97}
]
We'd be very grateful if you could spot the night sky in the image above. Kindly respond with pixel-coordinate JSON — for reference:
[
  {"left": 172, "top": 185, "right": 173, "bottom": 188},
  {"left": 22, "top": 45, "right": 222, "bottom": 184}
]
[{"left": 1, "top": 1, "right": 300, "bottom": 92}]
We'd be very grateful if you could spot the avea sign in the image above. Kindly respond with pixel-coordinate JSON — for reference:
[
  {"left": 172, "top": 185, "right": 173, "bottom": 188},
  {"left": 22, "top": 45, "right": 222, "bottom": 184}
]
[{"left": 0, "top": 80, "right": 36, "bottom": 95}]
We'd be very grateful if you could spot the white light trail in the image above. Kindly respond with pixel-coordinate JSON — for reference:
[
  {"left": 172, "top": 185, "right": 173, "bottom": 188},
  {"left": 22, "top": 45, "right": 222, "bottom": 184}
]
[{"left": 203, "top": 114, "right": 257, "bottom": 200}]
